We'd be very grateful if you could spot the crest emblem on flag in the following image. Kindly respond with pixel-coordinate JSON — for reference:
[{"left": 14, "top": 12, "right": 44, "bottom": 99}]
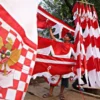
[
  {"left": 0, "top": 36, "right": 21, "bottom": 75},
  {"left": 0, "top": 5, "right": 37, "bottom": 100}
]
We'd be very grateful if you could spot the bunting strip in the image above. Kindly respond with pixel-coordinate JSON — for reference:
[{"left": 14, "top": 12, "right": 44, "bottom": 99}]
[{"left": 73, "top": 2, "right": 100, "bottom": 88}]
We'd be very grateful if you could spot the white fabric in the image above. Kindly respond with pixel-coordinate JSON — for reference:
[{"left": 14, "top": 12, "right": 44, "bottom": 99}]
[
  {"left": 37, "top": 46, "right": 52, "bottom": 55},
  {"left": 0, "top": 0, "right": 42, "bottom": 44},
  {"left": 52, "top": 47, "right": 75, "bottom": 58},
  {"left": 0, "top": 0, "right": 42, "bottom": 99},
  {"left": 52, "top": 24, "right": 63, "bottom": 38},
  {"left": 0, "top": 70, "right": 14, "bottom": 88}
]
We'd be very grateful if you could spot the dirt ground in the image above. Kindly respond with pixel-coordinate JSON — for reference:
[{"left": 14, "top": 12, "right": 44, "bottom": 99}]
[{"left": 25, "top": 78, "right": 100, "bottom": 100}]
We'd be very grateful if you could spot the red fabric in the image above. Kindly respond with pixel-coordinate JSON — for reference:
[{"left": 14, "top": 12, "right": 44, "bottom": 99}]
[
  {"left": 37, "top": 13, "right": 56, "bottom": 28},
  {"left": 52, "top": 41, "right": 72, "bottom": 55},
  {"left": 33, "top": 54, "right": 76, "bottom": 75},
  {"left": 38, "top": 36, "right": 74, "bottom": 55},
  {"left": 38, "top": 36, "right": 52, "bottom": 48},
  {"left": 72, "top": 2, "right": 79, "bottom": 14}
]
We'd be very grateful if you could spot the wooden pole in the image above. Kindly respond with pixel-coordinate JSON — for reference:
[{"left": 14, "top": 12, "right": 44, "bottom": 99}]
[{"left": 77, "top": 1, "right": 94, "bottom": 5}]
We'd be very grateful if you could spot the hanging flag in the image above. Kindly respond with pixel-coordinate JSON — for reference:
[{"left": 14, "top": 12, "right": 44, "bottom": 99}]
[
  {"left": 33, "top": 36, "right": 76, "bottom": 85},
  {"left": 73, "top": 2, "right": 100, "bottom": 88},
  {"left": 73, "top": 2, "right": 87, "bottom": 85},
  {"left": 92, "top": 6, "right": 100, "bottom": 83},
  {"left": 33, "top": 54, "right": 76, "bottom": 85},
  {"left": 37, "top": 6, "right": 75, "bottom": 38}
]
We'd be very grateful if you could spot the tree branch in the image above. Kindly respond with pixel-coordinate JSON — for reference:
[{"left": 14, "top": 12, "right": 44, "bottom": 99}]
[{"left": 64, "top": 0, "right": 73, "bottom": 11}]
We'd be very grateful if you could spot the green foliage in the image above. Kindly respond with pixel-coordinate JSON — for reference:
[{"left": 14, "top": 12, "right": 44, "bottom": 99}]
[
  {"left": 40, "top": 0, "right": 74, "bottom": 26},
  {"left": 40, "top": 0, "right": 100, "bottom": 24}
]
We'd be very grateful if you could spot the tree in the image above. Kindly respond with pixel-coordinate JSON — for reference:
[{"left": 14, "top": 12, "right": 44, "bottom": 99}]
[{"left": 40, "top": 0, "right": 100, "bottom": 26}]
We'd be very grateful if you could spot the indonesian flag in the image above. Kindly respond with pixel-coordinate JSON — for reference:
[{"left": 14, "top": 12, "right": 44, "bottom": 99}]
[
  {"left": 0, "top": 0, "right": 42, "bottom": 100},
  {"left": 37, "top": 6, "right": 75, "bottom": 38}
]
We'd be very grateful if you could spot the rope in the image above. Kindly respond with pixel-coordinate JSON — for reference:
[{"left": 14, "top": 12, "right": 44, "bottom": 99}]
[{"left": 78, "top": 85, "right": 85, "bottom": 100}]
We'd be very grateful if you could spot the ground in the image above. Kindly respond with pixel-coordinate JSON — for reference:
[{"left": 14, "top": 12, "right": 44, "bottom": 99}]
[{"left": 25, "top": 78, "right": 100, "bottom": 100}]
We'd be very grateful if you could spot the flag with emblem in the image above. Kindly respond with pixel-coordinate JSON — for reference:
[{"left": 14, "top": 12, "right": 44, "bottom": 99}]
[{"left": 0, "top": 0, "right": 42, "bottom": 100}]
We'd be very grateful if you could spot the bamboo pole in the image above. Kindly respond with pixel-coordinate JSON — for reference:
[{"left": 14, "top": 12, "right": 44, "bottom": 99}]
[{"left": 77, "top": 1, "right": 94, "bottom": 5}]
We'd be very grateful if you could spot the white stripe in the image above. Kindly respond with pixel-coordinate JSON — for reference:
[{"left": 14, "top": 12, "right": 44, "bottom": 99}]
[
  {"left": 83, "top": 25, "right": 89, "bottom": 38},
  {"left": 33, "top": 72, "right": 60, "bottom": 85},
  {"left": 62, "top": 72, "right": 75, "bottom": 78},
  {"left": 97, "top": 72, "right": 100, "bottom": 81},
  {"left": 92, "top": 46, "right": 100, "bottom": 58},
  {"left": 36, "top": 58, "right": 76, "bottom": 65},
  {"left": 33, "top": 72, "right": 52, "bottom": 79},
  {"left": 0, "top": 93, "right": 2, "bottom": 98},
  {"left": 37, "top": 46, "right": 51, "bottom": 55},
  {"left": 74, "top": 22, "right": 80, "bottom": 39},
  {"left": 86, "top": 44, "right": 93, "bottom": 60},
  {"left": 94, "top": 28, "right": 100, "bottom": 38}
]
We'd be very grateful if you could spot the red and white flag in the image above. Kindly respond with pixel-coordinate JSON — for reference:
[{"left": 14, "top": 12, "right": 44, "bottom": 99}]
[
  {"left": 0, "top": 0, "right": 42, "bottom": 100},
  {"left": 73, "top": 2, "right": 100, "bottom": 88},
  {"left": 33, "top": 54, "right": 76, "bottom": 85},
  {"left": 33, "top": 36, "right": 76, "bottom": 85},
  {"left": 73, "top": 2, "right": 87, "bottom": 85},
  {"left": 74, "top": 16, "right": 86, "bottom": 84},
  {"left": 37, "top": 6, "right": 75, "bottom": 38}
]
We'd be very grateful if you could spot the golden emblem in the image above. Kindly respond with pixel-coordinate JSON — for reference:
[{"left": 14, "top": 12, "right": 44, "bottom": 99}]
[{"left": 0, "top": 36, "right": 21, "bottom": 75}]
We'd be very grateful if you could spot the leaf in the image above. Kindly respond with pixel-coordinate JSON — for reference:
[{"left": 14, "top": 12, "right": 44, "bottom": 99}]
[{"left": 7, "top": 49, "right": 21, "bottom": 66}]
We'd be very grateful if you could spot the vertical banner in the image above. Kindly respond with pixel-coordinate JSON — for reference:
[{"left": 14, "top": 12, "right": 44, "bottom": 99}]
[
  {"left": 0, "top": 0, "right": 42, "bottom": 100},
  {"left": 73, "top": 1, "right": 100, "bottom": 88}
]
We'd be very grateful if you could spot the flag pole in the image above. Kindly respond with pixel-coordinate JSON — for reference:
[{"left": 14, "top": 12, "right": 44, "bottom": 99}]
[{"left": 77, "top": 1, "right": 94, "bottom": 5}]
